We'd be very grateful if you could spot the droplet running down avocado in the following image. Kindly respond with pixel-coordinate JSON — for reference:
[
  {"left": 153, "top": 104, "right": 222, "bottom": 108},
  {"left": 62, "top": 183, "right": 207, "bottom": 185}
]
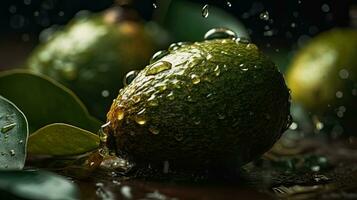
[{"left": 105, "top": 28, "right": 291, "bottom": 171}]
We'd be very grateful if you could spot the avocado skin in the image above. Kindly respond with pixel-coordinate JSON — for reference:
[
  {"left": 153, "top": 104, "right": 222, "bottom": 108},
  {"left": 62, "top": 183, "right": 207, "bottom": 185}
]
[
  {"left": 106, "top": 39, "right": 290, "bottom": 169},
  {"left": 27, "top": 9, "right": 156, "bottom": 120}
]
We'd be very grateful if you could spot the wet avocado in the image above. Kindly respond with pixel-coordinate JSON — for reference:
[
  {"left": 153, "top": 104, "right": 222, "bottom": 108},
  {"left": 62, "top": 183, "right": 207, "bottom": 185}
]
[
  {"left": 106, "top": 34, "right": 291, "bottom": 170},
  {"left": 27, "top": 7, "right": 160, "bottom": 120}
]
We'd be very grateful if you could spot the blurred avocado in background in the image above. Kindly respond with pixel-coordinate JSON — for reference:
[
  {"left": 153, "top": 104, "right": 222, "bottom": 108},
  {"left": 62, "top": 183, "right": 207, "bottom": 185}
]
[
  {"left": 287, "top": 29, "right": 357, "bottom": 135},
  {"left": 27, "top": 6, "right": 170, "bottom": 120}
]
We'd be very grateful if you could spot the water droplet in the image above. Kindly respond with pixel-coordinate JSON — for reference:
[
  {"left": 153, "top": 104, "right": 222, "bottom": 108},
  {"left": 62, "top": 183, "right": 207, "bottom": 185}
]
[
  {"left": 167, "top": 91, "right": 175, "bottom": 100},
  {"left": 123, "top": 70, "right": 139, "bottom": 86},
  {"left": 152, "top": 3, "right": 158, "bottom": 9},
  {"left": 1, "top": 123, "right": 16, "bottom": 133},
  {"left": 246, "top": 43, "right": 258, "bottom": 50},
  {"left": 135, "top": 110, "right": 146, "bottom": 125},
  {"left": 217, "top": 113, "right": 226, "bottom": 120},
  {"left": 335, "top": 91, "right": 343, "bottom": 98},
  {"left": 120, "top": 186, "right": 132, "bottom": 199},
  {"left": 101, "top": 90, "right": 109, "bottom": 98},
  {"left": 147, "top": 95, "right": 159, "bottom": 107},
  {"left": 149, "top": 127, "right": 160, "bottom": 135},
  {"left": 235, "top": 37, "right": 250, "bottom": 44},
  {"left": 321, "top": 4, "right": 330, "bottom": 12},
  {"left": 311, "top": 165, "right": 320, "bottom": 172},
  {"left": 289, "top": 122, "right": 298, "bottom": 130},
  {"left": 226, "top": 1, "right": 232, "bottom": 7},
  {"left": 315, "top": 121, "right": 324, "bottom": 130},
  {"left": 18, "top": 140, "right": 24, "bottom": 144},
  {"left": 116, "top": 107, "right": 125, "bottom": 121},
  {"left": 146, "top": 61, "right": 172, "bottom": 75},
  {"left": 214, "top": 65, "right": 221, "bottom": 76},
  {"left": 193, "top": 118, "right": 201, "bottom": 125},
  {"left": 175, "top": 133, "right": 184, "bottom": 141},
  {"left": 191, "top": 74, "right": 201, "bottom": 84},
  {"left": 204, "top": 28, "right": 237, "bottom": 40},
  {"left": 291, "top": 22, "right": 297, "bottom": 28},
  {"left": 9, "top": 150, "right": 15, "bottom": 156},
  {"left": 259, "top": 11, "right": 270, "bottom": 21},
  {"left": 339, "top": 69, "right": 349, "bottom": 79},
  {"left": 202, "top": 4, "right": 209, "bottom": 18},
  {"left": 150, "top": 50, "right": 169, "bottom": 64},
  {"left": 241, "top": 68, "right": 249, "bottom": 72},
  {"left": 132, "top": 95, "right": 141, "bottom": 103}
]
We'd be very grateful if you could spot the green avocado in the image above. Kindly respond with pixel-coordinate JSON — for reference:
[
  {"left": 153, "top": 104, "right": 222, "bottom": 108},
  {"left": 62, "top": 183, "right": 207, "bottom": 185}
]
[
  {"left": 287, "top": 29, "right": 357, "bottom": 134},
  {"left": 27, "top": 7, "right": 160, "bottom": 120},
  {"left": 105, "top": 35, "right": 291, "bottom": 170}
]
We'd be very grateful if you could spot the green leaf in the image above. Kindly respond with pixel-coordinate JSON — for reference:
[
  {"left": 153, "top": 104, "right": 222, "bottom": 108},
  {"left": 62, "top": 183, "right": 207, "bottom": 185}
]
[
  {"left": 0, "top": 96, "right": 28, "bottom": 170},
  {"left": 0, "top": 70, "right": 101, "bottom": 133},
  {"left": 28, "top": 123, "right": 100, "bottom": 156},
  {"left": 163, "top": 0, "right": 248, "bottom": 42},
  {"left": 0, "top": 170, "right": 79, "bottom": 200}
]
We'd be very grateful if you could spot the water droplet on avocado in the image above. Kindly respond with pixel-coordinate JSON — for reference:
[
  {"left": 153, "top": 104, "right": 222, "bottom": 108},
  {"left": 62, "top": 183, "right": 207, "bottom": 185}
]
[
  {"left": 214, "top": 65, "right": 221, "bottom": 76},
  {"left": 235, "top": 37, "right": 250, "bottom": 44},
  {"left": 191, "top": 74, "right": 201, "bottom": 84},
  {"left": 1, "top": 123, "right": 16, "bottom": 133},
  {"left": 246, "top": 43, "right": 258, "bottom": 50},
  {"left": 167, "top": 91, "right": 175, "bottom": 100},
  {"left": 226, "top": 1, "right": 232, "bottom": 7},
  {"left": 204, "top": 28, "right": 237, "bottom": 40},
  {"left": 175, "top": 133, "right": 184, "bottom": 141},
  {"left": 152, "top": 3, "right": 158, "bottom": 9},
  {"left": 149, "top": 127, "right": 160, "bottom": 135},
  {"left": 147, "top": 95, "right": 159, "bottom": 107},
  {"left": 217, "top": 113, "right": 226, "bottom": 120},
  {"left": 150, "top": 50, "right": 169, "bottom": 64},
  {"left": 202, "top": 4, "right": 209, "bottom": 18},
  {"left": 146, "top": 61, "right": 172, "bottom": 75},
  {"left": 123, "top": 70, "right": 139, "bottom": 86},
  {"left": 135, "top": 110, "right": 146, "bottom": 125},
  {"left": 116, "top": 107, "right": 125, "bottom": 121}
]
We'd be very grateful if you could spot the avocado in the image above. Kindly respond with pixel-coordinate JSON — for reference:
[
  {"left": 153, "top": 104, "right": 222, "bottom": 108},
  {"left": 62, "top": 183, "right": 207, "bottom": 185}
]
[
  {"left": 27, "top": 7, "right": 162, "bottom": 120},
  {"left": 105, "top": 32, "right": 291, "bottom": 170},
  {"left": 287, "top": 29, "right": 357, "bottom": 135}
]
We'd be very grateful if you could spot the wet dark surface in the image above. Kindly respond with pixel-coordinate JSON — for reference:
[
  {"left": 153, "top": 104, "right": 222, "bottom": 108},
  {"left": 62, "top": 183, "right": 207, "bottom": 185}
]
[{"left": 44, "top": 135, "right": 357, "bottom": 200}]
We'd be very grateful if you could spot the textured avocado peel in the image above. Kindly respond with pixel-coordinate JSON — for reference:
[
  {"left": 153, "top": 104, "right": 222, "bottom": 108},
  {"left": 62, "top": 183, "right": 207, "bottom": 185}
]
[{"left": 106, "top": 35, "right": 291, "bottom": 170}]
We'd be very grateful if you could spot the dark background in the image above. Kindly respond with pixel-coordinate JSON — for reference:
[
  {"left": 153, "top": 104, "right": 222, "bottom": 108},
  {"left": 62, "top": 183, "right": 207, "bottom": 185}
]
[{"left": 0, "top": 0, "right": 355, "bottom": 69}]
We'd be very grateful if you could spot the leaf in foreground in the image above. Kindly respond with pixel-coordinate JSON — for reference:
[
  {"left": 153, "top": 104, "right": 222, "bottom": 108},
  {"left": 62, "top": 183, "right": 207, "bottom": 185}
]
[
  {"left": 0, "top": 96, "right": 28, "bottom": 170},
  {"left": 28, "top": 123, "right": 100, "bottom": 156},
  {"left": 0, "top": 70, "right": 101, "bottom": 133},
  {"left": 0, "top": 170, "right": 79, "bottom": 200}
]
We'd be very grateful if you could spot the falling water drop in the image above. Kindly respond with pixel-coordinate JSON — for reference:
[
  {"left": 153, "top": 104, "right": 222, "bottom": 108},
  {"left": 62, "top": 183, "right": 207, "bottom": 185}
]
[{"left": 202, "top": 4, "right": 209, "bottom": 18}]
